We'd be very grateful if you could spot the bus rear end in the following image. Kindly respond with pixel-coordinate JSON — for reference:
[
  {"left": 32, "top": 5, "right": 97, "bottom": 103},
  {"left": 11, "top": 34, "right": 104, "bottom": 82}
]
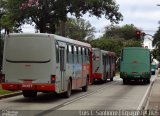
[
  {"left": 120, "top": 47, "right": 151, "bottom": 84},
  {"left": 92, "top": 48, "right": 102, "bottom": 82},
  {"left": 2, "top": 34, "right": 55, "bottom": 97}
]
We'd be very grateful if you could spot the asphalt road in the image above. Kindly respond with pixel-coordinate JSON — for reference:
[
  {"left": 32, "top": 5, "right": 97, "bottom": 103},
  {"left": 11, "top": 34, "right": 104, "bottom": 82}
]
[{"left": 0, "top": 75, "right": 156, "bottom": 116}]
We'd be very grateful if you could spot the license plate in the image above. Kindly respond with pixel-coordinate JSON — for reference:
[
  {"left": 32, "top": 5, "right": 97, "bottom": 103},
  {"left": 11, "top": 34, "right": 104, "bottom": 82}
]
[
  {"left": 22, "top": 84, "right": 33, "bottom": 88},
  {"left": 22, "top": 81, "right": 33, "bottom": 88}
]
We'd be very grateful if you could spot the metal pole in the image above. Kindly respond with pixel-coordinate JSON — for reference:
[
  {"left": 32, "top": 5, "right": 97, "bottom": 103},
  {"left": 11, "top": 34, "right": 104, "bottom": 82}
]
[{"left": 0, "top": 0, "right": 2, "bottom": 39}]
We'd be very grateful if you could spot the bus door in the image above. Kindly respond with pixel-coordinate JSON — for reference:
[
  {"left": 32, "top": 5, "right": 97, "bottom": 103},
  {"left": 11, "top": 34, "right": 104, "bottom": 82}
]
[
  {"left": 59, "top": 47, "right": 65, "bottom": 91},
  {"left": 109, "top": 56, "right": 112, "bottom": 78},
  {"left": 103, "top": 54, "right": 107, "bottom": 80},
  {"left": 57, "top": 42, "right": 66, "bottom": 91}
]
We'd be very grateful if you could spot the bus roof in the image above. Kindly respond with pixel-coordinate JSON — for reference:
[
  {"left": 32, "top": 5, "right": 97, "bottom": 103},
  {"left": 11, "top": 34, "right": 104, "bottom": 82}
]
[
  {"left": 92, "top": 48, "right": 116, "bottom": 57},
  {"left": 6, "top": 33, "right": 91, "bottom": 48},
  {"left": 123, "top": 47, "right": 148, "bottom": 50}
]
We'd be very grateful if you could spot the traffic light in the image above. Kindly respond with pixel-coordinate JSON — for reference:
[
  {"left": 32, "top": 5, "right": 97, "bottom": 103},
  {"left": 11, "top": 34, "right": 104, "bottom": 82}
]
[
  {"left": 136, "top": 30, "right": 141, "bottom": 35},
  {"left": 136, "top": 30, "right": 141, "bottom": 39},
  {"left": 135, "top": 30, "right": 146, "bottom": 39}
]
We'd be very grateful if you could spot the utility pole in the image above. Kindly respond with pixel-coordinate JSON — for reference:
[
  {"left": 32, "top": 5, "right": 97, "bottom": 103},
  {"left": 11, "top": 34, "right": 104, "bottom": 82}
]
[{"left": 0, "top": 0, "right": 2, "bottom": 39}]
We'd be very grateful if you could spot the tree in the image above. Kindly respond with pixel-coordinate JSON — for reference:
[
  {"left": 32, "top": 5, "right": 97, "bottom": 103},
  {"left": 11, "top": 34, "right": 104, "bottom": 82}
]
[
  {"left": 0, "top": 0, "right": 24, "bottom": 33},
  {"left": 4, "top": 0, "right": 123, "bottom": 34},
  {"left": 91, "top": 38, "right": 123, "bottom": 57},
  {"left": 91, "top": 37, "right": 141, "bottom": 57},
  {"left": 103, "top": 24, "right": 142, "bottom": 40},
  {"left": 153, "top": 26, "right": 160, "bottom": 46},
  {"left": 56, "top": 18, "right": 95, "bottom": 41}
]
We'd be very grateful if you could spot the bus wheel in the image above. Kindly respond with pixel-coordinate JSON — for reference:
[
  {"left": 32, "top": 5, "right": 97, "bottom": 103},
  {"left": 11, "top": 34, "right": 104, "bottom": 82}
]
[
  {"left": 103, "top": 79, "right": 107, "bottom": 83},
  {"left": 146, "top": 79, "right": 150, "bottom": 84},
  {"left": 123, "top": 79, "right": 127, "bottom": 85},
  {"left": 82, "top": 79, "right": 88, "bottom": 92},
  {"left": 22, "top": 90, "right": 37, "bottom": 98},
  {"left": 63, "top": 80, "right": 72, "bottom": 98},
  {"left": 82, "top": 78, "right": 88, "bottom": 92},
  {"left": 110, "top": 78, "right": 113, "bottom": 81}
]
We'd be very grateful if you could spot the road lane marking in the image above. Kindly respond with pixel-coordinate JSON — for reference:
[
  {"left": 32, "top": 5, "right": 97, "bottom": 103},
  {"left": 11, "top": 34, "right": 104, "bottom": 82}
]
[
  {"left": 35, "top": 81, "right": 119, "bottom": 116},
  {"left": 137, "top": 77, "right": 155, "bottom": 110}
]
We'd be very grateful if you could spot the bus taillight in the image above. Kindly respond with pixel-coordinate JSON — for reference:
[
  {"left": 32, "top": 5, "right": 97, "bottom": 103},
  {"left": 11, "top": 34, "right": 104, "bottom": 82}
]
[
  {"left": 0, "top": 74, "right": 5, "bottom": 83},
  {"left": 51, "top": 75, "right": 56, "bottom": 83}
]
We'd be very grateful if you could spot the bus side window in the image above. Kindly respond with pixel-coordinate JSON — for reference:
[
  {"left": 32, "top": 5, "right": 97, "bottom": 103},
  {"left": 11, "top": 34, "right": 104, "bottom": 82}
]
[
  {"left": 121, "top": 49, "right": 123, "bottom": 61},
  {"left": 68, "top": 45, "right": 72, "bottom": 64},
  {"left": 88, "top": 48, "right": 90, "bottom": 63},
  {"left": 74, "top": 46, "right": 77, "bottom": 63},
  {"left": 56, "top": 42, "right": 59, "bottom": 63},
  {"left": 76, "top": 46, "right": 79, "bottom": 63},
  {"left": 84, "top": 48, "right": 86, "bottom": 63},
  {"left": 67, "top": 45, "right": 69, "bottom": 63},
  {"left": 81, "top": 47, "right": 83, "bottom": 63},
  {"left": 107, "top": 55, "right": 109, "bottom": 65},
  {"left": 86, "top": 48, "right": 89, "bottom": 63},
  {"left": 82, "top": 48, "right": 86, "bottom": 64},
  {"left": 150, "top": 53, "right": 152, "bottom": 63},
  {"left": 79, "top": 47, "right": 82, "bottom": 64}
]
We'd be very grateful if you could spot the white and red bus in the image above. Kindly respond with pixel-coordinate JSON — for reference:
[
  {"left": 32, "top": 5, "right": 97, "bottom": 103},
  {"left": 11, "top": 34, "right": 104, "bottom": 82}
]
[
  {"left": 1, "top": 33, "right": 92, "bottom": 98},
  {"left": 92, "top": 48, "right": 116, "bottom": 83}
]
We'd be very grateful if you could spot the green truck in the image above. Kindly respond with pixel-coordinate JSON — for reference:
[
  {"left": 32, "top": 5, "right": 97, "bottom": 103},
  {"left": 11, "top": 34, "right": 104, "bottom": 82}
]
[{"left": 120, "top": 47, "right": 151, "bottom": 84}]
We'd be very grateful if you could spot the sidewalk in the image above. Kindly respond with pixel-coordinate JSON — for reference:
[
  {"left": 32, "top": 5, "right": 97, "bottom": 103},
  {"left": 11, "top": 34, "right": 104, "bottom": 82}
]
[{"left": 146, "top": 73, "right": 160, "bottom": 112}]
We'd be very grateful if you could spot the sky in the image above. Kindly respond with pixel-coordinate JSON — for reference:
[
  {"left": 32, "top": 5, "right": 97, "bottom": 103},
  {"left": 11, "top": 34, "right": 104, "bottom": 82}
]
[
  {"left": 10, "top": 0, "right": 159, "bottom": 50},
  {"left": 22, "top": 0, "right": 160, "bottom": 40},
  {"left": 80, "top": 0, "right": 160, "bottom": 38}
]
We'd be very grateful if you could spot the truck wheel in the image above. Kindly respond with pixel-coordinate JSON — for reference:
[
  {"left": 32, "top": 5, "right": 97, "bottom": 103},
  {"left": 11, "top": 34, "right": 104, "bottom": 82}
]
[
  {"left": 63, "top": 80, "right": 72, "bottom": 98},
  {"left": 147, "top": 79, "right": 150, "bottom": 84},
  {"left": 110, "top": 77, "right": 113, "bottom": 81},
  {"left": 82, "top": 78, "right": 88, "bottom": 92},
  {"left": 22, "top": 90, "right": 37, "bottom": 98},
  {"left": 123, "top": 79, "right": 127, "bottom": 85}
]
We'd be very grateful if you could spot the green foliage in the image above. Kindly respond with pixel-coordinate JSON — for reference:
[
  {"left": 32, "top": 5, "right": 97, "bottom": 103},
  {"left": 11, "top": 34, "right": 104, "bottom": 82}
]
[
  {"left": 152, "top": 43, "right": 160, "bottom": 61},
  {"left": 0, "top": 0, "right": 24, "bottom": 33},
  {"left": 153, "top": 26, "right": 160, "bottom": 46},
  {"left": 91, "top": 24, "right": 142, "bottom": 57},
  {"left": 123, "top": 39, "right": 141, "bottom": 47},
  {"left": 152, "top": 26, "right": 160, "bottom": 61},
  {"left": 103, "top": 24, "right": 141, "bottom": 40},
  {"left": 56, "top": 18, "right": 95, "bottom": 41},
  {"left": 2, "top": 0, "right": 122, "bottom": 33},
  {"left": 91, "top": 37, "right": 141, "bottom": 57}
]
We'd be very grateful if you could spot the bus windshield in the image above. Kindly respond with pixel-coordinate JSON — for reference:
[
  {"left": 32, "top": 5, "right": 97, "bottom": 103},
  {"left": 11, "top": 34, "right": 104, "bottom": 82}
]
[{"left": 5, "top": 36, "right": 51, "bottom": 63}]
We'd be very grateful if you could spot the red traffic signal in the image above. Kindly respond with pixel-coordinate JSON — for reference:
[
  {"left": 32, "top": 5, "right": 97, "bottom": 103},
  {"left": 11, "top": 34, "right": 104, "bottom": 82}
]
[
  {"left": 135, "top": 30, "right": 146, "bottom": 39},
  {"left": 136, "top": 30, "right": 141, "bottom": 35}
]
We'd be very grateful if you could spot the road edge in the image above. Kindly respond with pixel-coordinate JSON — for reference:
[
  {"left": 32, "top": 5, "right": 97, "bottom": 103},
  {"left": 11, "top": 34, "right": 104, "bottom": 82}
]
[{"left": 0, "top": 91, "right": 22, "bottom": 100}]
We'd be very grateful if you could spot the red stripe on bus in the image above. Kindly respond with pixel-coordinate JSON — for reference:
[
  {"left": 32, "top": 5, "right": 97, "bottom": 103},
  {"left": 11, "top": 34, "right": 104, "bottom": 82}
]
[
  {"left": 93, "top": 73, "right": 102, "bottom": 79},
  {"left": 1, "top": 83, "right": 55, "bottom": 91}
]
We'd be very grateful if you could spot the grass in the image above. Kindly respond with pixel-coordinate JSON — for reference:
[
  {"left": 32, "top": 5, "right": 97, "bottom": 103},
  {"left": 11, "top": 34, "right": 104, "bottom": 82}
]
[{"left": 0, "top": 84, "right": 14, "bottom": 95}]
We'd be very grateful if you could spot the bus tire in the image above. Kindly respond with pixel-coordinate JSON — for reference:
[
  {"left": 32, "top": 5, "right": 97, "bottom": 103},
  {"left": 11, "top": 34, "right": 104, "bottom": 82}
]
[
  {"left": 63, "top": 80, "right": 72, "bottom": 98},
  {"left": 110, "top": 78, "right": 113, "bottom": 81},
  {"left": 22, "top": 90, "right": 37, "bottom": 98},
  {"left": 82, "top": 78, "right": 88, "bottom": 92},
  {"left": 103, "top": 79, "right": 107, "bottom": 83},
  {"left": 146, "top": 79, "right": 150, "bottom": 84}
]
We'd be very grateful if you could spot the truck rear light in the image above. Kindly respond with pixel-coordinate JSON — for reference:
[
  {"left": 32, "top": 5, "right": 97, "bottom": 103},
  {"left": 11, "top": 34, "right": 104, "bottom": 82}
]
[
  {"left": 0, "top": 74, "right": 5, "bottom": 83},
  {"left": 51, "top": 75, "right": 56, "bottom": 83}
]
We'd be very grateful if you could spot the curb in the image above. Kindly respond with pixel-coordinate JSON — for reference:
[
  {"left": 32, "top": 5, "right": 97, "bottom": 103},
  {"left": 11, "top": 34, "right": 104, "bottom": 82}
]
[
  {"left": 137, "top": 77, "right": 155, "bottom": 110},
  {"left": 144, "top": 69, "right": 159, "bottom": 110},
  {"left": 0, "top": 92, "right": 22, "bottom": 100}
]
